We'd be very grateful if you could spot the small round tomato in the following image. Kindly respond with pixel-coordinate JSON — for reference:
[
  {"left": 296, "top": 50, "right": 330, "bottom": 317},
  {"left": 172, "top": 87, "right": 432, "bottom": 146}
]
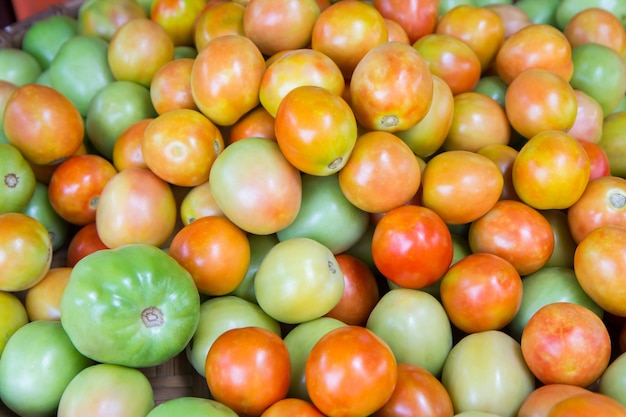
[
  {"left": 228, "top": 106, "right": 276, "bottom": 144},
  {"left": 486, "top": 3, "right": 533, "bottom": 38},
  {"left": 205, "top": 327, "right": 291, "bottom": 417},
  {"left": 111, "top": 118, "right": 152, "bottom": 171},
  {"left": 564, "top": 7, "right": 626, "bottom": 57},
  {"left": 179, "top": 181, "right": 224, "bottom": 225},
  {"left": 24, "top": 267, "right": 71, "bottom": 321},
  {"left": 65, "top": 222, "right": 109, "bottom": 268},
  {"left": 194, "top": 2, "right": 245, "bottom": 51},
  {"left": 150, "top": 58, "right": 198, "bottom": 115},
  {"left": 568, "top": 90, "right": 604, "bottom": 144},
  {"left": 305, "top": 325, "right": 398, "bottom": 417},
  {"left": 384, "top": 18, "right": 410, "bottom": 43},
  {"left": 150, "top": 0, "right": 207, "bottom": 46},
  {"left": 372, "top": 205, "right": 453, "bottom": 289},
  {"left": 373, "top": 0, "right": 439, "bottom": 44}
]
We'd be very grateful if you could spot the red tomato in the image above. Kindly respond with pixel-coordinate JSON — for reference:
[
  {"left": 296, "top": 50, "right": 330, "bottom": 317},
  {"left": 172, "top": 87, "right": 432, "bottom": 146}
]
[
  {"left": 150, "top": 0, "right": 207, "bottom": 46},
  {"left": 194, "top": 1, "right": 245, "bottom": 51},
  {"left": 305, "top": 325, "right": 398, "bottom": 417},
  {"left": 517, "top": 383, "right": 592, "bottom": 417},
  {"left": 150, "top": 58, "right": 198, "bottom": 115},
  {"left": 205, "top": 327, "right": 291, "bottom": 417},
  {"left": 260, "top": 398, "right": 325, "bottom": 417},
  {"left": 65, "top": 222, "right": 109, "bottom": 268},
  {"left": 168, "top": 216, "right": 250, "bottom": 296},
  {"left": 24, "top": 267, "right": 71, "bottom": 321},
  {"left": 521, "top": 302, "right": 611, "bottom": 387},
  {"left": 350, "top": 41, "right": 433, "bottom": 132},
  {"left": 421, "top": 150, "right": 503, "bottom": 225},
  {"left": 568, "top": 90, "right": 604, "bottom": 144},
  {"left": 574, "top": 225, "right": 626, "bottom": 316},
  {"left": 48, "top": 154, "right": 117, "bottom": 226},
  {"left": 324, "top": 254, "right": 380, "bottom": 326},
  {"left": 228, "top": 106, "right": 276, "bottom": 144},
  {"left": 338, "top": 130, "right": 421, "bottom": 214},
  {"left": 579, "top": 141, "right": 610, "bottom": 183},
  {"left": 564, "top": 7, "right": 626, "bottom": 58},
  {"left": 440, "top": 253, "right": 523, "bottom": 334},
  {"left": 372, "top": 205, "right": 453, "bottom": 289},
  {"left": 111, "top": 118, "right": 152, "bottom": 172},
  {"left": 372, "top": 0, "right": 438, "bottom": 44},
  {"left": 373, "top": 362, "right": 454, "bottom": 417},
  {"left": 468, "top": 200, "right": 554, "bottom": 276},
  {"left": 548, "top": 392, "right": 626, "bottom": 417}
]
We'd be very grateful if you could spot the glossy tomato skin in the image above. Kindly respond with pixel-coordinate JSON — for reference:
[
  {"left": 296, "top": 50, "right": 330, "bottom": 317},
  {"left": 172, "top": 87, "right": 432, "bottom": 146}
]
[
  {"left": 24, "top": 267, "right": 71, "bottom": 321},
  {"left": 65, "top": 222, "right": 108, "bottom": 267},
  {"left": 373, "top": 0, "right": 439, "bottom": 44},
  {"left": 146, "top": 397, "right": 238, "bottom": 417},
  {"left": 517, "top": 383, "right": 591, "bottom": 417},
  {"left": 150, "top": 58, "right": 198, "bottom": 115},
  {"left": 547, "top": 392, "right": 626, "bottom": 417},
  {"left": 372, "top": 205, "right": 453, "bottom": 289},
  {"left": 150, "top": 0, "right": 207, "bottom": 47},
  {"left": 0, "top": 143, "right": 36, "bottom": 214},
  {"left": 305, "top": 325, "right": 398, "bottom": 417}
]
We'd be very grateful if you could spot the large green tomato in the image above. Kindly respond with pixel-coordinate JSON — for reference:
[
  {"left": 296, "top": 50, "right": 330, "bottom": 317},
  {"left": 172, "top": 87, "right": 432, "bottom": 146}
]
[
  {"left": 599, "top": 351, "right": 626, "bottom": 407},
  {"left": 186, "top": 295, "right": 281, "bottom": 377},
  {"left": 366, "top": 288, "right": 453, "bottom": 377},
  {"left": 0, "top": 143, "right": 36, "bottom": 215},
  {"left": 0, "top": 48, "right": 42, "bottom": 86},
  {"left": 21, "top": 15, "right": 79, "bottom": 69},
  {"left": 0, "top": 320, "right": 93, "bottom": 417},
  {"left": 277, "top": 174, "right": 369, "bottom": 254},
  {"left": 60, "top": 244, "right": 200, "bottom": 368},
  {"left": 146, "top": 397, "right": 238, "bottom": 417},
  {"left": 441, "top": 330, "right": 535, "bottom": 417}
]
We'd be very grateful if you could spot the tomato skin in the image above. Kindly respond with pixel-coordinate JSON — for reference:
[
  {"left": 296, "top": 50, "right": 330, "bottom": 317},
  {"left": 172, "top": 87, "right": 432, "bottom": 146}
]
[
  {"left": 372, "top": 205, "right": 453, "bottom": 289},
  {"left": 517, "top": 383, "right": 590, "bottom": 417},
  {"left": 150, "top": 58, "right": 198, "bottom": 115},
  {"left": 564, "top": 7, "right": 626, "bottom": 58},
  {"left": 305, "top": 325, "right": 398, "bottom": 417},
  {"left": 24, "top": 267, "right": 71, "bottom": 321},
  {"left": 373, "top": 0, "right": 439, "bottom": 44},
  {"left": 547, "top": 392, "right": 626, "bottom": 417},
  {"left": 260, "top": 398, "right": 325, "bottom": 417},
  {"left": 150, "top": 0, "right": 207, "bottom": 47},
  {"left": 66, "top": 222, "right": 108, "bottom": 267},
  {"left": 228, "top": 106, "right": 276, "bottom": 144}
]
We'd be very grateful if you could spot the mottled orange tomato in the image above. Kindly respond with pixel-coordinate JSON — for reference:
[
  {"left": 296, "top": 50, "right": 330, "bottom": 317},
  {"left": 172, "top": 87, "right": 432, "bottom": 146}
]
[
  {"left": 260, "top": 398, "right": 325, "bottom": 417},
  {"left": 194, "top": 1, "right": 245, "bottom": 51},
  {"left": 24, "top": 267, "right": 71, "bottom": 321},
  {"left": 373, "top": 0, "right": 439, "bottom": 44},
  {"left": 579, "top": 140, "right": 611, "bottom": 182},
  {"left": 150, "top": 0, "right": 207, "bottom": 46},
  {"left": 112, "top": 118, "right": 152, "bottom": 171},
  {"left": 548, "top": 392, "right": 626, "bottom": 417},
  {"left": 564, "top": 7, "right": 626, "bottom": 58},
  {"left": 228, "top": 106, "right": 276, "bottom": 144},
  {"left": 384, "top": 18, "right": 410, "bottom": 44},
  {"left": 150, "top": 58, "right": 198, "bottom": 115}
]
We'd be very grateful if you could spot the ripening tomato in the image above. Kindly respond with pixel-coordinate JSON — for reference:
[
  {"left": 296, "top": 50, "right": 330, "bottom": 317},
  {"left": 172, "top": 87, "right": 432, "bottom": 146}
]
[
  {"left": 24, "top": 267, "right": 71, "bottom": 321},
  {"left": 205, "top": 327, "right": 291, "bottom": 417},
  {"left": 579, "top": 141, "right": 610, "bottom": 182},
  {"left": 228, "top": 106, "right": 276, "bottom": 144},
  {"left": 150, "top": 58, "right": 198, "bottom": 115},
  {"left": 372, "top": 205, "right": 453, "bottom": 289},
  {"left": 547, "top": 392, "right": 626, "bottom": 417},
  {"left": 512, "top": 130, "right": 590, "bottom": 210},
  {"left": 194, "top": 1, "right": 245, "bottom": 51},
  {"left": 65, "top": 222, "right": 109, "bottom": 267},
  {"left": 150, "top": 0, "right": 207, "bottom": 46},
  {"left": 260, "top": 398, "right": 325, "bottom": 417},
  {"left": 517, "top": 383, "right": 592, "bottom": 417},
  {"left": 486, "top": 3, "right": 533, "bottom": 38},
  {"left": 112, "top": 118, "right": 152, "bottom": 171},
  {"left": 599, "top": 110, "right": 626, "bottom": 178},
  {"left": 305, "top": 325, "right": 398, "bottom": 417},
  {"left": 384, "top": 18, "right": 410, "bottom": 43},
  {"left": 568, "top": 90, "right": 604, "bottom": 144},
  {"left": 476, "top": 143, "right": 520, "bottom": 201},
  {"left": 421, "top": 150, "right": 503, "bottom": 225},
  {"left": 179, "top": 181, "right": 224, "bottom": 225},
  {"left": 372, "top": 0, "right": 439, "bottom": 44},
  {"left": 77, "top": 0, "right": 147, "bottom": 41},
  {"left": 564, "top": 7, "right": 626, "bottom": 58}
]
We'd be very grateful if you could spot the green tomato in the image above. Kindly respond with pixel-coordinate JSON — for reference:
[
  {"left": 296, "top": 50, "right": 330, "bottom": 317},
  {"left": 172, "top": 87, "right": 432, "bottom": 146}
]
[
  {"left": 58, "top": 363, "right": 154, "bottom": 417},
  {"left": 541, "top": 209, "right": 576, "bottom": 269},
  {"left": 441, "top": 330, "right": 535, "bottom": 417},
  {"left": 229, "top": 233, "right": 279, "bottom": 304},
  {"left": 277, "top": 174, "right": 369, "bottom": 254},
  {"left": 21, "top": 15, "right": 79, "bottom": 70},
  {"left": 0, "top": 291, "right": 28, "bottom": 356},
  {"left": 473, "top": 75, "right": 508, "bottom": 108},
  {"left": 366, "top": 288, "right": 453, "bottom": 377},
  {"left": 175, "top": 45, "right": 198, "bottom": 59},
  {"left": 186, "top": 295, "right": 281, "bottom": 377},
  {"left": 555, "top": 0, "right": 626, "bottom": 30},
  {"left": 60, "top": 244, "right": 200, "bottom": 368},
  {"left": 599, "top": 110, "right": 626, "bottom": 178},
  {"left": 599, "top": 351, "right": 626, "bottom": 407},
  {"left": 0, "top": 48, "right": 42, "bottom": 86},
  {"left": 342, "top": 220, "right": 377, "bottom": 273},
  {"left": 146, "top": 397, "right": 238, "bottom": 417},
  {"left": 22, "top": 182, "right": 70, "bottom": 251},
  {"left": 439, "top": 0, "right": 476, "bottom": 15},
  {"left": 515, "top": 0, "right": 560, "bottom": 25},
  {"left": 34, "top": 69, "right": 52, "bottom": 87},
  {"left": 49, "top": 35, "right": 115, "bottom": 116},
  {"left": 0, "top": 143, "right": 36, "bottom": 215},
  {"left": 0, "top": 320, "right": 93, "bottom": 417}
]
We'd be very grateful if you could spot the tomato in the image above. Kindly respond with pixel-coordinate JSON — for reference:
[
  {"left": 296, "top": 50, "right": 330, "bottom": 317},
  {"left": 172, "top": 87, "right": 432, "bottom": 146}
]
[
  {"left": 228, "top": 106, "right": 276, "bottom": 144},
  {"left": 468, "top": 200, "right": 554, "bottom": 276},
  {"left": 435, "top": 4, "right": 505, "bottom": 71},
  {"left": 338, "top": 131, "right": 421, "bottom": 214},
  {"left": 366, "top": 289, "right": 453, "bottom": 377},
  {"left": 508, "top": 266, "right": 603, "bottom": 341},
  {"left": 440, "top": 252, "right": 523, "bottom": 334},
  {"left": 96, "top": 167, "right": 177, "bottom": 248},
  {"left": 599, "top": 351, "right": 626, "bottom": 407},
  {"left": 421, "top": 150, "right": 504, "bottom": 224},
  {"left": 384, "top": 18, "right": 410, "bottom": 43},
  {"left": 486, "top": 3, "right": 533, "bottom": 38},
  {"left": 0, "top": 143, "right": 36, "bottom": 214},
  {"left": 179, "top": 181, "right": 224, "bottom": 225},
  {"left": 412, "top": 33, "right": 482, "bottom": 96},
  {"left": 373, "top": 0, "right": 439, "bottom": 44},
  {"left": 547, "top": 392, "right": 626, "bottom": 417},
  {"left": 517, "top": 383, "right": 592, "bottom": 417},
  {"left": 243, "top": 0, "right": 320, "bottom": 56},
  {"left": 261, "top": 398, "right": 325, "bottom": 417},
  {"left": 21, "top": 15, "right": 78, "bottom": 70},
  {"left": 494, "top": 24, "right": 573, "bottom": 85},
  {"left": 60, "top": 244, "right": 200, "bottom": 367},
  {"left": 187, "top": 295, "right": 281, "bottom": 378},
  {"left": 441, "top": 330, "right": 535, "bottom": 417},
  {"left": 147, "top": 397, "right": 238, "bottom": 417},
  {"left": 541, "top": 210, "right": 576, "bottom": 269},
  {"left": 521, "top": 302, "right": 611, "bottom": 387},
  {"left": 599, "top": 111, "right": 626, "bottom": 178},
  {"left": 350, "top": 41, "right": 433, "bottom": 132},
  {"left": 58, "top": 363, "right": 154, "bottom": 417},
  {"left": 205, "top": 327, "right": 291, "bottom": 417},
  {"left": 0, "top": 48, "right": 42, "bottom": 87},
  {"left": 112, "top": 118, "right": 152, "bottom": 171},
  {"left": 311, "top": 0, "right": 388, "bottom": 79},
  {"left": 149, "top": 58, "right": 197, "bottom": 115},
  {"left": 0, "top": 321, "right": 92, "bottom": 417},
  {"left": 373, "top": 362, "right": 454, "bottom": 417},
  {"left": 66, "top": 222, "right": 108, "bottom": 267},
  {"left": 24, "top": 267, "right": 71, "bottom": 321},
  {"left": 150, "top": 0, "right": 206, "bottom": 46},
  {"left": 444, "top": 91, "right": 510, "bottom": 152},
  {"left": 568, "top": 90, "right": 604, "bottom": 144},
  {"left": 4, "top": 83, "right": 84, "bottom": 166},
  {"left": 275, "top": 85, "right": 357, "bottom": 176},
  {"left": 305, "top": 325, "right": 397, "bottom": 417},
  {"left": 579, "top": 141, "right": 611, "bottom": 182},
  {"left": 77, "top": 0, "right": 147, "bottom": 41},
  {"left": 476, "top": 143, "right": 520, "bottom": 201},
  {"left": 0, "top": 291, "right": 28, "bottom": 355},
  {"left": 255, "top": 237, "right": 344, "bottom": 324},
  {"left": 473, "top": 74, "right": 508, "bottom": 107},
  {"left": 564, "top": 7, "right": 626, "bottom": 58},
  {"left": 228, "top": 234, "right": 278, "bottom": 303},
  {"left": 570, "top": 43, "right": 626, "bottom": 116},
  {"left": 191, "top": 34, "right": 266, "bottom": 127},
  {"left": 194, "top": 2, "right": 245, "bottom": 51},
  {"left": 513, "top": 130, "right": 590, "bottom": 210},
  {"left": 554, "top": 0, "right": 626, "bottom": 31},
  {"left": 22, "top": 181, "right": 70, "bottom": 251},
  {"left": 574, "top": 225, "right": 626, "bottom": 316}
]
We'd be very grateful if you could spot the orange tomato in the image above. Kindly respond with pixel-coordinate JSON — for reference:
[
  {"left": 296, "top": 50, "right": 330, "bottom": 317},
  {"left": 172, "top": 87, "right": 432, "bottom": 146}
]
[
  {"left": 228, "top": 106, "right": 276, "bottom": 144},
  {"left": 150, "top": 0, "right": 207, "bottom": 46},
  {"left": 384, "top": 18, "right": 410, "bottom": 44},
  {"left": 564, "top": 7, "right": 626, "bottom": 58},
  {"left": 486, "top": 3, "right": 532, "bottom": 39},
  {"left": 24, "top": 267, "right": 71, "bottom": 321},
  {"left": 66, "top": 222, "right": 109, "bottom": 268},
  {"left": 373, "top": 0, "right": 439, "bottom": 44},
  {"left": 112, "top": 118, "right": 152, "bottom": 171},
  {"left": 517, "top": 383, "right": 591, "bottom": 417},
  {"left": 150, "top": 58, "right": 198, "bottom": 115},
  {"left": 260, "top": 398, "right": 325, "bottom": 417},
  {"left": 547, "top": 392, "right": 626, "bottom": 417},
  {"left": 274, "top": 85, "right": 357, "bottom": 176},
  {"left": 194, "top": 1, "right": 245, "bottom": 51}
]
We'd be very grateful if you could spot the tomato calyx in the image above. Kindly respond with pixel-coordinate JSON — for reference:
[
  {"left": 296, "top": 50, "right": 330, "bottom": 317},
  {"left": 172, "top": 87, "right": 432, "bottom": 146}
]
[
  {"left": 328, "top": 157, "right": 343, "bottom": 170},
  {"left": 4, "top": 173, "right": 19, "bottom": 188},
  {"left": 141, "top": 306, "right": 164, "bottom": 328},
  {"left": 609, "top": 192, "right": 626, "bottom": 209},
  {"left": 381, "top": 115, "right": 399, "bottom": 128}
]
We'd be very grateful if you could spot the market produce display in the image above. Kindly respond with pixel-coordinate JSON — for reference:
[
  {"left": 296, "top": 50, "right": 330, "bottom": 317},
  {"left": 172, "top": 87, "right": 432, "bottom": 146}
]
[{"left": 1, "top": 0, "right": 626, "bottom": 416}]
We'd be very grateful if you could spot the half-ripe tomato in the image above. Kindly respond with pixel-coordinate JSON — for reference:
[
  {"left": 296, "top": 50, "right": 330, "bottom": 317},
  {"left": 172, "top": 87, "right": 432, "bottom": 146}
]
[
  {"left": 440, "top": 252, "right": 523, "bottom": 334},
  {"left": 24, "top": 267, "right": 71, "bottom": 321},
  {"left": 568, "top": 90, "right": 604, "bottom": 144},
  {"left": 384, "top": 18, "right": 410, "bottom": 43},
  {"left": 567, "top": 175, "right": 626, "bottom": 244},
  {"left": 311, "top": 0, "right": 388, "bottom": 79},
  {"left": 179, "top": 181, "right": 224, "bottom": 225},
  {"left": 372, "top": 205, "right": 453, "bottom": 289},
  {"left": 48, "top": 154, "right": 117, "bottom": 226},
  {"left": 260, "top": 398, "right": 325, "bottom": 417},
  {"left": 599, "top": 110, "right": 626, "bottom": 178},
  {"left": 274, "top": 85, "right": 357, "bottom": 176},
  {"left": 3, "top": 83, "right": 83, "bottom": 166},
  {"left": 150, "top": 0, "right": 207, "bottom": 46},
  {"left": 563, "top": 7, "right": 626, "bottom": 58},
  {"left": 435, "top": 4, "right": 505, "bottom": 71},
  {"left": 421, "top": 150, "right": 503, "bottom": 225},
  {"left": 142, "top": 108, "right": 224, "bottom": 187},
  {"left": 112, "top": 118, "right": 152, "bottom": 171},
  {"left": 512, "top": 130, "right": 590, "bottom": 210},
  {"left": 486, "top": 3, "right": 533, "bottom": 38},
  {"left": 194, "top": 1, "right": 245, "bottom": 51},
  {"left": 191, "top": 34, "right": 266, "bottom": 126},
  {"left": 517, "top": 383, "right": 591, "bottom": 417},
  {"left": 468, "top": 200, "right": 554, "bottom": 276},
  {"left": 65, "top": 222, "right": 109, "bottom": 267},
  {"left": 372, "top": 0, "right": 439, "bottom": 44},
  {"left": 495, "top": 23, "right": 573, "bottom": 84},
  {"left": 205, "top": 327, "right": 291, "bottom": 417},
  {"left": 150, "top": 58, "right": 198, "bottom": 115},
  {"left": 228, "top": 106, "right": 276, "bottom": 144},
  {"left": 476, "top": 143, "right": 520, "bottom": 201},
  {"left": 168, "top": 216, "right": 250, "bottom": 296},
  {"left": 305, "top": 325, "right": 398, "bottom": 417},
  {"left": 338, "top": 130, "right": 421, "bottom": 214},
  {"left": 350, "top": 41, "right": 433, "bottom": 132},
  {"left": 547, "top": 392, "right": 626, "bottom": 417}
]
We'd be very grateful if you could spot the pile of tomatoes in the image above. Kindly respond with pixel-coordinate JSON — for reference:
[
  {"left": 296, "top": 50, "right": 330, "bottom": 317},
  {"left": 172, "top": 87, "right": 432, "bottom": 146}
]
[{"left": 2, "top": 0, "right": 626, "bottom": 416}]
